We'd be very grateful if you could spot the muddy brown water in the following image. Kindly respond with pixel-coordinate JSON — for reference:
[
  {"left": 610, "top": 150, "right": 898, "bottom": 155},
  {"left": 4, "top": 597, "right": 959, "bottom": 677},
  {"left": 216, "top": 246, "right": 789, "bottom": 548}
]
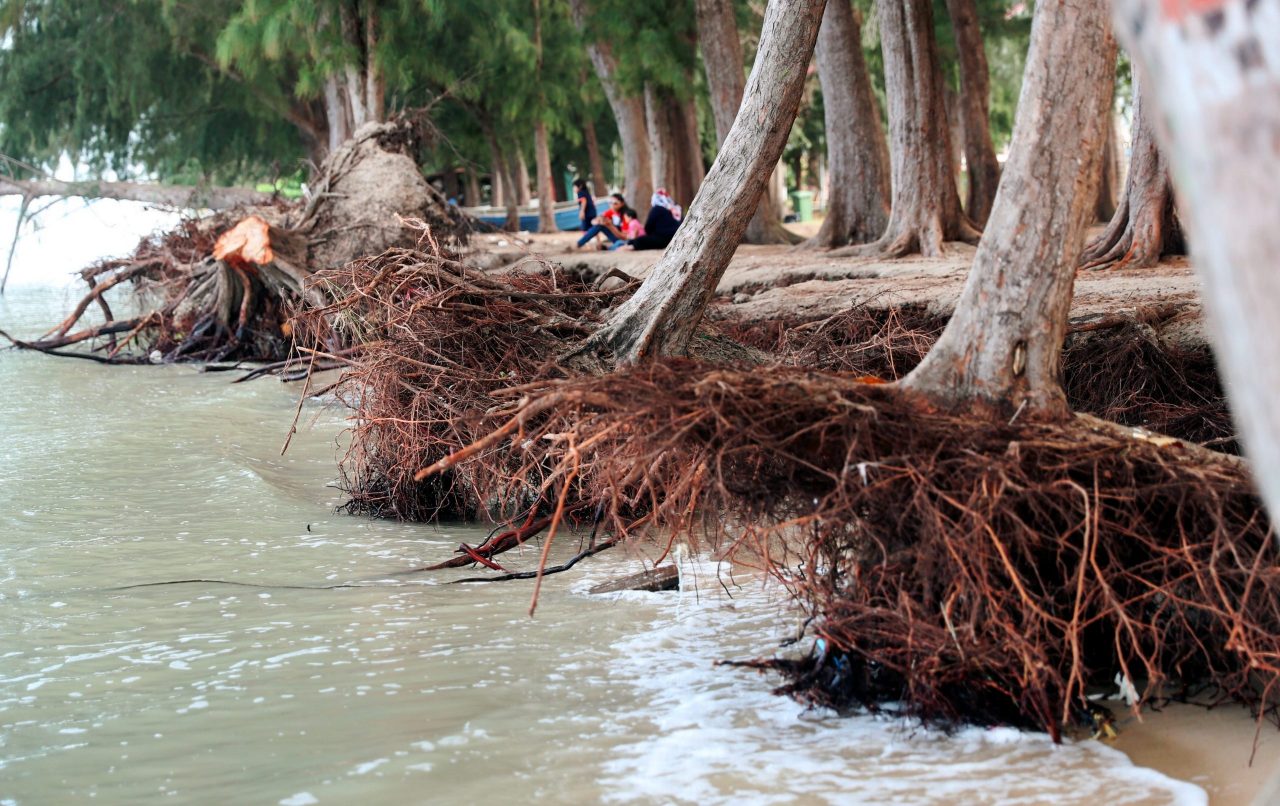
[{"left": 0, "top": 286, "right": 1205, "bottom": 804}]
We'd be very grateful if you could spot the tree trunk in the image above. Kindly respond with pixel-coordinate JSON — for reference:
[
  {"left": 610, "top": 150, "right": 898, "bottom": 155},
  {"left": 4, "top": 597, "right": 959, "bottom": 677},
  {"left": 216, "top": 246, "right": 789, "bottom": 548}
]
[
  {"left": 584, "top": 113, "right": 610, "bottom": 195},
  {"left": 841, "top": 0, "right": 977, "bottom": 258},
  {"left": 1095, "top": 110, "right": 1120, "bottom": 222},
  {"left": 364, "top": 3, "right": 385, "bottom": 122},
  {"left": 515, "top": 150, "right": 532, "bottom": 206},
  {"left": 1112, "top": 0, "right": 1280, "bottom": 518},
  {"left": 324, "top": 76, "right": 352, "bottom": 154},
  {"left": 677, "top": 92, "right": 705, "bottom": 204},
  {"left": 569, "top": 0, "right": 653, "bottom": 217},
  {"left": 1080, "top": 76, "right": 1183, "bottom": 269},
  {"left": 534, "top": 118, "right": 559, "bottom": 232},
  {"left": 578, "top": 0, "right": 827, "bottom": 363},
  {"left": 0, "top": 177, "right": 273, "bottom": 210},
  {"left": 645, "top": 83, "right": 681, "bottom": 201},
  {"left": 487, "top": 131, "right": 520, "bottom": 230},
  {"left": 805, "top": 0, "right": 890, "bottom": 248},
  {"left": 466, "top": 167, "right": 482, "bottom": 208},
  {"left": 903, "top": 0, "right": 1115, "bottom": 418},
  {"left": 944, "top": 0, "right": 1001, "bottom": 226},
  {"left": 694, "top": 0, "right": 798, "bottom": 245}
]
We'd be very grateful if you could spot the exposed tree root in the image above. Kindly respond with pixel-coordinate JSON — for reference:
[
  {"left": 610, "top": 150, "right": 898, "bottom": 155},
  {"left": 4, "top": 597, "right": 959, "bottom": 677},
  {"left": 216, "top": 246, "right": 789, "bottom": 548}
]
[
  {"left": 10, "top": 121, "right": 470, "bottom": 366},
  {"left": 720, "top": 302, "right": 1236, "bottom": 451},
  {"left": 296, "top": 245, "right": 1268, "bottom": 737}
]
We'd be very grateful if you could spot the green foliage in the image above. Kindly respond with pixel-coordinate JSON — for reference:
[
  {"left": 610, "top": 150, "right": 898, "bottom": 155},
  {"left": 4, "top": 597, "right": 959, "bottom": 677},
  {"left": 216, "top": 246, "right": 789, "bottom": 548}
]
[{"left": 0, "top": 0, "right": 306, "bottom": 181}]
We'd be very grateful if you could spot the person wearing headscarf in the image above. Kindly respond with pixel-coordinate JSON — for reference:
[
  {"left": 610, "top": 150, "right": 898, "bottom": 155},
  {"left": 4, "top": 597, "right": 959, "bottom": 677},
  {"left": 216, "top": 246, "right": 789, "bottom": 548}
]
[{"left": 623, "top": 188, "right": 683, "bottom": 251}]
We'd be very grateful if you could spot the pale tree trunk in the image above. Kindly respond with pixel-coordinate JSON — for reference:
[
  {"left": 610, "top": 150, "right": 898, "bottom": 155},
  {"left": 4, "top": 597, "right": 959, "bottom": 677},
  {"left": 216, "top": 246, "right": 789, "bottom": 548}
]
[
  {"left": 0, "top": 177, "right": 273, "bottom": 209},
  {"left": 515, "top": 150, "right": 532, "bottom": 206},
  {"left": 841, "top": 0, "right": 978, "bottom": 258},
  {"left": 805, "top": 0, "right": 890, "bottom": 248},
  {"left": 1112, "top": 0, "right": 1280, "bottom": 518},
  {"left": 1095, "top": 109, "right": 1120, "bottom": 222},
  {"left": 466, "top": 167, "right": 482, "bottom": 208},
  {"left": 694, "top": 0, "right": 797, "bottom": 244},
  {"left": 584, "top": 113, "right": 610, "bottom": 195},
  {"left": 903, "top": 0, "right": 1114, "bottom": 418},
  {"left": 364, "top": 4, "right": 385, "bottom": 121},
  {"left": 324, "top": 76, "right": 352, "bottom": 154},
  {"left": 577, "top": 0, "right": 827, "bottom": 363},
  {"left": 487, "top": 131, "right": 520, "bottom": 230},
  {"left": 945, "top": 0, "right": 1001, "bottom": 225},
  {"left": 569, "top": 0, "right": 653, "bottom": 217},
  {"left": 534, "top": 118, "right": 559, "bottom": 232},
  {"left": 1081, "top": 76, "right": 1183, "bottom": 269},
  {"left": 645, "top": 83, "right": 681, "bottom": 200}
]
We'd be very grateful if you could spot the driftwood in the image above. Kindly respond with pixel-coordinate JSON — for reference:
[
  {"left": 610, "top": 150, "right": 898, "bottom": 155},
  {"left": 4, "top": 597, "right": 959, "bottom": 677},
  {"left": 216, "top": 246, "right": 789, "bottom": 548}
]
[{"left": 588, "top": 565, "right": 680, "bottom": 594}]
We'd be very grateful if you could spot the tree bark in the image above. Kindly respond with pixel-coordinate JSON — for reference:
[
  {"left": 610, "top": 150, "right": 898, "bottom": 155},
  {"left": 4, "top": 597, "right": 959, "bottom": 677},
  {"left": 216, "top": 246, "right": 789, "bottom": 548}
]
[
  {"left": 584, "top": 113, "right": 610, "bottom": 195},
  {"left": 1080, "top": 76, "right": 1183, "bottom": 269},
  {"left": 0, "top": 177, "right": 272, "bottom": 210},
  {"left": 805, "top": 0, "right": 890, "bottom": 248},
  {"left": 534, "top": 118, "right": 559, "bottom": 232},
  {"left": 1095, "top": 110, "right": 1120, "bottom": 222},
  {"left": 515, "top": 150, "right": 532, "bottom": 206},
  {"left": 841, "top": 0, "right": 977, "bottom": 258},
  {"left": 486, "top": 131, "right": 521, "bottom": 230},
  {"left": 645, "top": 83, "right": 681, "bottom": 202},
  {"left": 1112, "top": 0, "right": 1280, "bottom": 518},
  {"left": 944, "top": 0, "right": 1001, "bottom": 225},
  {"left": 694, "top": 0, "right": 797, "bottom": 245},
  {"left": 466, "top": 167, "right": 482, "bottom": 208},
  {"left": 324, "top": 75, "right": 352, "bottom": 154},
  {"left": 677, "top": 93, "right": 706, "bottom": 204},
  {"left": 578, "top": 0, "right": 827, "bottom": 363},
  {"left": 569, "top": 0, "right": 654, "bottom": 217},
  {"left": 903, "top": 0, "right": 1115, "bottom": 418}
]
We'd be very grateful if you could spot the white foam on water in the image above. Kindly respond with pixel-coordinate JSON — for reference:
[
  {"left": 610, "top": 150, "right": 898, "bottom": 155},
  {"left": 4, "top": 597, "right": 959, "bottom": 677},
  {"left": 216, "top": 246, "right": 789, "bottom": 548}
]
[
  {"left": 279, "top": 793, "right": 318, "bottom": 806},
  {"left": 580, "top": 559, "right": 1207, "bottom": 806}
]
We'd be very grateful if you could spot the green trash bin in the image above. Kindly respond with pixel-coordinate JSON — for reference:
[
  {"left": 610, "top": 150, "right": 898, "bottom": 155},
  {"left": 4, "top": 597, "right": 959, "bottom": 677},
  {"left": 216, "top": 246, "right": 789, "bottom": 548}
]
[{"left": 790, "top": 190, "right": 814, "bottom": 222}]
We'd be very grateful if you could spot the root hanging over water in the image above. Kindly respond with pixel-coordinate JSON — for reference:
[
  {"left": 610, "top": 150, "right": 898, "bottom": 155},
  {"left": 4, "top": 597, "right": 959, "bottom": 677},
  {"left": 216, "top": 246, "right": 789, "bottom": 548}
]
[
  {"left": 8, "top": 120, "right": 471, "bottom": 365},
  {"left": 413, "top": 364, "right": 1280, "bottom": 739},
  {"left": 298, "top": 244, "right": 1267, "bottom": 736}
]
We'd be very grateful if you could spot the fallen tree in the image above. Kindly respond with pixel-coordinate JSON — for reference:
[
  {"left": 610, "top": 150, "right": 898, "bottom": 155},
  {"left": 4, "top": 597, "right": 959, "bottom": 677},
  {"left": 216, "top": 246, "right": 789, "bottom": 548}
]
[{"left": 4, "top": 121, "right": 470, "bottom": 364}]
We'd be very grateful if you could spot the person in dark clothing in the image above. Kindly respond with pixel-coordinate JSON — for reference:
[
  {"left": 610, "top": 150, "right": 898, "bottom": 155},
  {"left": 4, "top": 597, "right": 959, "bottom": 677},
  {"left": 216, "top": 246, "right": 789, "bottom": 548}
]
[
  {"left": 623, "top": 188, "right": 683, "bottom": 250},
  {"left": 573, "top": 178, "right": 597, "bottom": 232}
]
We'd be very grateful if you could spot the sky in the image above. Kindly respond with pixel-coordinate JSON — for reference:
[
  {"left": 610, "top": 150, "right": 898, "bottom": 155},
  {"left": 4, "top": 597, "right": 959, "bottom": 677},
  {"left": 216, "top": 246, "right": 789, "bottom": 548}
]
[{"left": 0, "top": 196, "right": 179, "bottom": 289}]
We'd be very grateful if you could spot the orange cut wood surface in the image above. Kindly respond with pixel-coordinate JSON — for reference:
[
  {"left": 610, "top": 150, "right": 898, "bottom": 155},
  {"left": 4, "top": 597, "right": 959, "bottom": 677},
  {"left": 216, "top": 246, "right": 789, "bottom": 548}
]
[{"left": 213, "top": 216, "right": 274, "bottom": 265}]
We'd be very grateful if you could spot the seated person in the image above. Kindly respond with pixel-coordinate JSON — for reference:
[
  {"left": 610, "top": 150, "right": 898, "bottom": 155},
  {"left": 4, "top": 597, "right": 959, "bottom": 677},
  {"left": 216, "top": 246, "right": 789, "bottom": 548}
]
[
  {"left": 624, "top": 189, "right": 682, "bottom": 251},
  {"left": 576, "top": 193, "right": 627, "bottom": 249},
  {"left": 609, "top": 207, "right": 645, "bottom": 250}
]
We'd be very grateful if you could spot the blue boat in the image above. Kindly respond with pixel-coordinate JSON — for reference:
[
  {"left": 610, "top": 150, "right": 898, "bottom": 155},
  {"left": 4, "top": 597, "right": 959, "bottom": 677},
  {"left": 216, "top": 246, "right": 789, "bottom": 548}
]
[{"left": 463, "top": 201, "right": 583, "bottom": 232}]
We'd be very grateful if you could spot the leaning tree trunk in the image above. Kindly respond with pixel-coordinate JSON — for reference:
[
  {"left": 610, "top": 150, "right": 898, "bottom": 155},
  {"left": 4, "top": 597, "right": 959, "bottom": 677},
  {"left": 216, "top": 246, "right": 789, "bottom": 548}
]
[
  {"left": 1080, "top": 76, "right": 1184, "bottom": 269},
  {"left": 0, "top": 178, "right": 272, "bottom": 210},
  {"left": 693, "top": 0, "right": 798, "bottom": 244},
  {"left": 1112, "top": 0, "right": 1280, "bottom": 522},
  {"left": 578, "top": 0, "right": 827, "bottom": 363},
  {"left": 534, "top": 118, "right": 559, "bottom": 233},
  {"left": 804, "top": 0, "right": 891, "bottom": 248},
  {"left": 903, "top": 0, "right": 1114, "bottom": 419},
  {"left": 570, "top": 0, "right": 654, "bottom": 217},
  {"left": 841, "top": 0, "right": 978, "bottom": 257},
  {"left": 944, "top": 0, "right": 1001, "bottom": 226}
]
